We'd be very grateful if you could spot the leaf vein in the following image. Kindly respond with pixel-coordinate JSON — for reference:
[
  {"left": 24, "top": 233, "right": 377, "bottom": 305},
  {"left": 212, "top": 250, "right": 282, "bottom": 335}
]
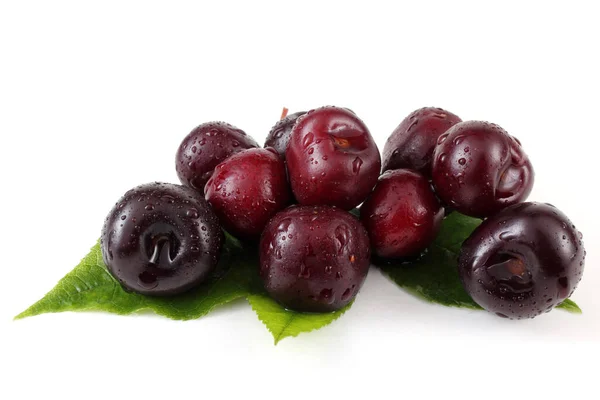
[{"left": 274, "top": 313, "right": 297, "bottom": 343}]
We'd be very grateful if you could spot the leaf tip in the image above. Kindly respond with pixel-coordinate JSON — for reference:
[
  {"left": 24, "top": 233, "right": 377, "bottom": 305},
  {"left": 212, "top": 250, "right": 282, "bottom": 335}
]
[
  {"left": 560, "top": 299, "right": 582, "bottom": 314},
  {"left": 13, "top": 309, "right": 33, "bottom": 321}
]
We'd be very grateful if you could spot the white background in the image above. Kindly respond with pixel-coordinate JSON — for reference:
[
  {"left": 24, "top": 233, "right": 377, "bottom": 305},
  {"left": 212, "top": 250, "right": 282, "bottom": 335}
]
[{"left": 1, "top": 1, "right": 599, "bottom": 399}]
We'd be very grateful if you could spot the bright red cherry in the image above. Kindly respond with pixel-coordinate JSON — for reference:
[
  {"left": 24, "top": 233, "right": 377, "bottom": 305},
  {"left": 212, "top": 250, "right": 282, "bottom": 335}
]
[
  {"left": 286, "top": 106, "right": 381, "bottom": 210},
  {"left": 361, "top": 169, "right": 444, "bottom": 258},
  {"left": 205, "top": 147, "right": 292, "bottom": 241}
]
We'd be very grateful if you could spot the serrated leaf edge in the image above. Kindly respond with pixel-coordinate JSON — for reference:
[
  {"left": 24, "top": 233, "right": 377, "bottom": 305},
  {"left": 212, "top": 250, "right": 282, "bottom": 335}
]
[{"left": 247, "top": 294, "right": 352, "bottom": 345}]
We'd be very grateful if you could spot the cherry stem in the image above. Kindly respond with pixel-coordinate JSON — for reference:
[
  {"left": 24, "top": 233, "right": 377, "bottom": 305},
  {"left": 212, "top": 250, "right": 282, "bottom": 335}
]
[{"left": 280, "top": 107, "right": 289, "bottom": 120}]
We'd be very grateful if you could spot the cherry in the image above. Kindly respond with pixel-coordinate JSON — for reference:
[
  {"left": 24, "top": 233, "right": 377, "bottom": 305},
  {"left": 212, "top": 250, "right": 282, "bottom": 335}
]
[
  {"left": 175, "top": 122, "right": 258, "bottom": 191},
  {"left": 286, "top": 106, "right": 381, "bottom": 210},
  {"left": 382, "top": 107, "right": 462, "bottom": 177},
  {"left": 264, "top": 109, "right": 306, "bottom": 160},
  {"left": 100, "top": 182, "right": 223, "bottom": 296},
  {"left": 431, "top": 121, "right": 534, "bottom": 218},
  {"left": 259, "top": 205, "right": 371, "bottom": 312},
  {"left": 361, "top": 169, "right": 444, "bottom": 259},
  {"left": 458, "top": 202, "right": 585, "bottom": 319},
  {"left": 205, "top": 147, "right": 292, "bottom": 241}
]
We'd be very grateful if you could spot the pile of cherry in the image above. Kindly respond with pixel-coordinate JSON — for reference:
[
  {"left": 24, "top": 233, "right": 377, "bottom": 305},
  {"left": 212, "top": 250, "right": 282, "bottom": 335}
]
[{"left": 101, "top": 106, "right": 585, "bottom": 320}]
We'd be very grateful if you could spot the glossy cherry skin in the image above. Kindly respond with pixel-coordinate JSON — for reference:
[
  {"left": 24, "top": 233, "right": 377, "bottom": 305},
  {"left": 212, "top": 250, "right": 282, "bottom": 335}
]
[
  {"left": 382, "top": 107, "right": 462, "bottom": 176},
  {"left": 431, "top": 121, "right": 534, "bottom": 218},
  {"left": 205, "top": 147, "right": 292, "bottom": 241},
  {"left": 176, "top": 122, "right": 258, "bottom": 191},
  {"left": 100, "top": 182, "right": 223, "bottom": 296},
  {"left": 286, "top": 106, "right": 381, "bottom": 210},
  {"left": 264, "top": 111, "right": 306, "bottom": 160},
  {"left": 458, "top": 202, "right": 585, "bottom": 319},
  {"left": 361, "top": 169, "right": 444, "bottom": 259},
  {"left": 259, "top": 205, "right": 371, "bottom": 312}
]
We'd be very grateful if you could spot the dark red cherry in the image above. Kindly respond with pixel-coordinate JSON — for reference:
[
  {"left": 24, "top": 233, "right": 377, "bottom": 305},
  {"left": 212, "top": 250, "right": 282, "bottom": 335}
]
[
  {"left": 458, "top": 202, "right": 585, "bottom": 319},
  {"left": 259, "top": 205, "right": 371, "bottom": 312},
  {"left": 382, "top": 107, "right": 462, "bottom": 176},
  {"left": 264, "top": 110, "right": 306, "bottom": 160},
  {"left": 175, "top": 122, "right": 258, "bottom": 191},
  {"left": 431, "top": 121, "right": 534, "bottom": 218},
  {"left": 100, "top": 182, "right": 223, "bottom": 296}
]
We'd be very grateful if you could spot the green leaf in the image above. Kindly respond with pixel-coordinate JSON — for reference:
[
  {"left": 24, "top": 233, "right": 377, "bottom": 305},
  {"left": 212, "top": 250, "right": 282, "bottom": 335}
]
[
  {"left": 379, "top": 245, "right": 483, "bottom": 310},
  {"left": 15, "top": 232, "right": 356, "bottom": 343},
  {"left": 248, "top": 294, "right": 352, "bottom": 344},
  {"left": 556, "top": 299, "right": 582, "bottom": 313},
  {"left": 16, "top": 208, "right": 581, "bottom": 343},
  {"left": 376, "top": 212, "right": 582, "bottom": 314},
  {"left": 15, "top": 235, "right": 259, "bottom": 321}
]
